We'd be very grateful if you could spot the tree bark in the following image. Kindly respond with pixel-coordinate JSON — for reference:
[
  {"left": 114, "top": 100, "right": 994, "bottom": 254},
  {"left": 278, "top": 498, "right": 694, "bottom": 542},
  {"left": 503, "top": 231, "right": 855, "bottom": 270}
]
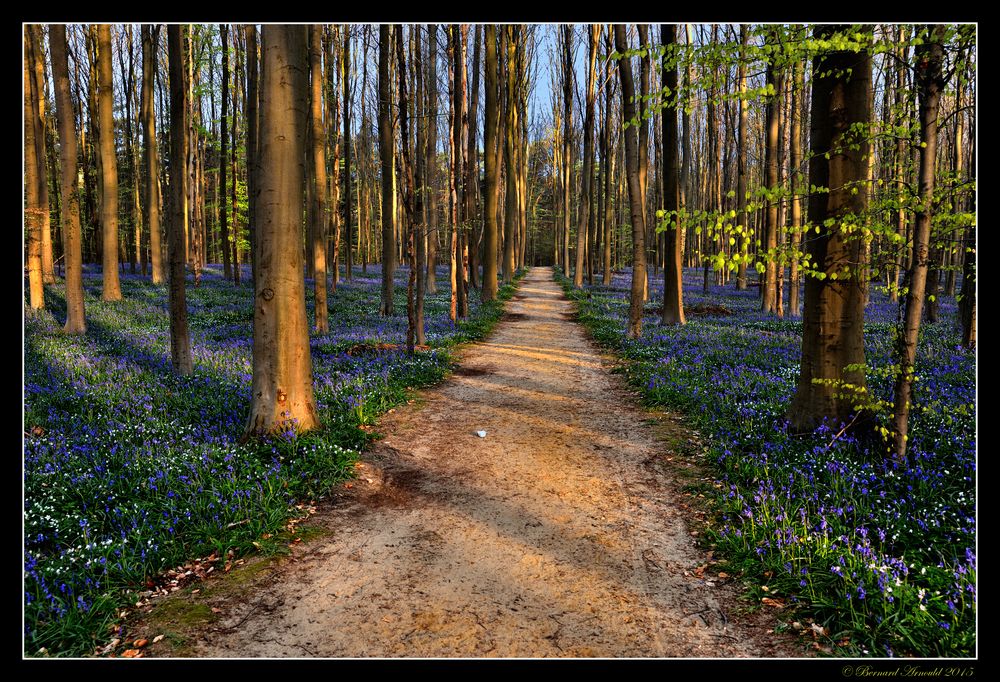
[
  {"left": 660, "top": 24, "right": 685, "bottom": 325},
  {"left": 890, "top": 25, "right": 947, "bottom": 460},
  {"left": 309, "top": 24, "right": 329, "bottom": 334},
  {"left": 141, "top": 25, "right": 165, "bottom": 284},
  {"left": 97, "top": 24, "right": 122, "bottom": 301},
  {"left": 575, "top": 25, "right": 598, "bottom": 289},
  {"left": 166, "top": 25, "right": 194, "bottom": 375},
  {"left": 27, "top": 26, "right": 55, "bottom": 286},
  {"left": 562, "top": 25, "right": 572, "bottom": 276},
  {"left": 787, "top": 25, "right": 871, "bottom": 434},
  {"left": 761, "top": 32, "right": 781, "bottom": 315},
  {"left": 788, "top": 50, "right": 804, "bottom": 317},
  {"left": 245, "top": 25, "right": 260, "bottom": 286},
  {"left": 503, "top": 26, "right": 519, "bottom": 283},
  {"left": 49, "top": 25, "right": 87, "bottom": 332},
  {"left": 481, "top": 24, "right": 500, "bottom": 301},
  {"left": 735, "top": 25, "right": 749, "bottom": 290},
  {"left": 379, "top": 25, "right": 395, "bottom": 316},
  {"left": 244, "top": 24, "right": 318, "bottom": 436},
  {"left": 24, "top": 28, "right": 45, "bottom": 310},
  {"left": 425, "top": 25, "right": 439, "bottom": 294},
  {"left": 614, "top": 25, "right": 647, "bottom": 339}
]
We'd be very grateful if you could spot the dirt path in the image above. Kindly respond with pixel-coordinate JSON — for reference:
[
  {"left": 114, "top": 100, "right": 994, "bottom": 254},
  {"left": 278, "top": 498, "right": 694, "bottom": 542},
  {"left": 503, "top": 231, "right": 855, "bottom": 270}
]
[{"left": 181, "top": 267, "right": 794, "bottom": 658}]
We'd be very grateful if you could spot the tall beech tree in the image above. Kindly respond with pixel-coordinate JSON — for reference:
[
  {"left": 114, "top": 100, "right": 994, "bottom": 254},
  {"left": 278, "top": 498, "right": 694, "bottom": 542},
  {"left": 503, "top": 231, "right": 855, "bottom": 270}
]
[
  {"left": 424, "top": 24, "right": 439, "bottom": 294},
  {"left": 659, "top": 24, "right": 685, "bottom": 325},
  {"left": 481, "top": 24, "right": 500, "bottom": 301},
  {"left": 141, "top": 25, "right": 164, "bottom": 284},
  {"left": 24, "top": 28, "right": 45, "bottom": 311},
  {"left": 219, "top": 24, "right": 232, "bottom": 281},
  {"left": 244, "top": 24, "right": 318, "bottom": 436},
  {"left": 27, "top": 27, "right": 55, "bottom": 288},
  {"left": 890, "top": 25, "right": 947, "bottom": 460},
  {"left": 49, "top": 25, "right": 87, "bottom": 333},
  {"left": 378, "top": 25, "right": 395, "bottom": 316},
  {"left": 614, "top": 25, "right": 647, "bottom": 339},
  {"left": 97, "top": 24, "right": 122, "bottom": 301},
  {"left": 309, "top": 24, "right": 329, "bottom": 334},
  {"left": 787, "top": 25, "right": 871, "bottom": 433},
  {"left": 574, "top": 25, "right": 597, "bottom": 289},
  {"left": 166, "top": 25, "right": 194, "bottom": 375}
]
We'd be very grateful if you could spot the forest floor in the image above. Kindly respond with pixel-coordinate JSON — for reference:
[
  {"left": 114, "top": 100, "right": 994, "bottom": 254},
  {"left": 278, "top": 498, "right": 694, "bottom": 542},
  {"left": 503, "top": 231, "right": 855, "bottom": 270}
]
[{"left": 135, "top": 267, "right": 801, "bottom": 658}]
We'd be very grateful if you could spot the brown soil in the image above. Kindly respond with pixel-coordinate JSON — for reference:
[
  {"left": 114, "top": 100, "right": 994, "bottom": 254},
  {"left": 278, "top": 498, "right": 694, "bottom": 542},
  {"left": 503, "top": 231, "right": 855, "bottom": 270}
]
[{"left": 139, "top": 267, "right": 803, "bottom": 658}]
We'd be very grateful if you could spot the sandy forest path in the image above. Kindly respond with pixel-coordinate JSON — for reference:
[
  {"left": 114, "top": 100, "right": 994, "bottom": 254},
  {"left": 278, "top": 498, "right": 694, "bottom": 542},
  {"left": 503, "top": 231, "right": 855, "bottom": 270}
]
[{"left": 184, "top": 267, "right": 793, "bottom": 658}]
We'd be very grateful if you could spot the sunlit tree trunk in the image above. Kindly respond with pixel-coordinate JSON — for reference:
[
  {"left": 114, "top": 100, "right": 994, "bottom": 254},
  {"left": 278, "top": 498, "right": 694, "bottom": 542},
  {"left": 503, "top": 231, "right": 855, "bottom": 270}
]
[
  {"left": 244, "top": 24, "right": 318, "bottom": 436},
  {"left": 425, "top": 25, "right": 439, "bottom": 294},
  {"left": 561, "top": 25, "right": 572, "bottom": 275},
  {"left": 614, "top": 25, "right": 647, "bottom": 339},
  {"left": 141, "top": 25, "right": 165, "bottom": 284},
  {"left": 27, "top": 26, "right": 55, "bottom": 286},
  {"left": 309, "top": 24, "right": 329, "bottom": 334},
  {"left": 166, "top": 25, "right": 193, "bottom": 375},
  {"left": 788, "top": 49, "right": 804, "bottom": 317},
  {"left": 891, "top": 25, "right": 947, "bottom": 461},
  {"left": 97, "top": 24, "right": 122, "bottom": 301},
  {"left": 761, "top": 31, "right": 781, "bottom": 315},
  {"left": 24, "top": 29, "right": 45, "bottom": 310},
  {"left": 379, "top": 25, "right": 395, "bottom": 316},
  {"left": 575, "top": 25, "right": 598, "bottom": 289},
  {"left": 787, "top": 25, "right": 871, "bottom": 434},
  {"left": 735, "top": 25, "right": 749, "bottom": 290},
  {"left": 482, "top": 24, "right": 500, "bottom": 301},
  {"left": 49, "top": 25, "right": 87, "bottom": 332},
  {"left": 660, "top": 24, "right": 685, "bottom": 326}
]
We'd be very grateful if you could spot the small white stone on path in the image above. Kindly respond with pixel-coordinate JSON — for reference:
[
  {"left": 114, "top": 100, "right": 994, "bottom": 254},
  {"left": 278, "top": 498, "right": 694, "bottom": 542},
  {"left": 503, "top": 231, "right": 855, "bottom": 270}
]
[{"left": 476, "top": 430, "right": 487, "bottom": 438}]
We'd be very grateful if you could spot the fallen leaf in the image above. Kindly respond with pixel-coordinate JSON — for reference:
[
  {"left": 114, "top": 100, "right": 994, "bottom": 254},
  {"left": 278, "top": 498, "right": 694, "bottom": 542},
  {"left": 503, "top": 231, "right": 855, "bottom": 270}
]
[
  {"left": 153, "top": 635, "right": 165, "bottom": 644},
  {"left": 761, "top": 585, "right": 769, "bottom": 592},
  {"left": 761, "top": 597, "right": 785, "bottom": 608},
  {"left": 134, "top": 638, "right": 148, "bottom": 648},
  {"left": 211, "top": 607, "right": 223, "bottom": 614},
  {"left": 717, "top": 572, "right": 730, "bottom": 579},
  {"left": 121, "top": 649, "right": 142, "bottom": 658},
  {"left": 811, "top": 623, "right": 828, "bottom": 637}
]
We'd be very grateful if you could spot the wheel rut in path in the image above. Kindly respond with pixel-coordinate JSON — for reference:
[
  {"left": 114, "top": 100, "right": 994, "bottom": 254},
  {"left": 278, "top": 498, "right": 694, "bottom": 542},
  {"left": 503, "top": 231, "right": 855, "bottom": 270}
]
[{"left": 187, "top": 267, "right": 796, "bottom": 658}]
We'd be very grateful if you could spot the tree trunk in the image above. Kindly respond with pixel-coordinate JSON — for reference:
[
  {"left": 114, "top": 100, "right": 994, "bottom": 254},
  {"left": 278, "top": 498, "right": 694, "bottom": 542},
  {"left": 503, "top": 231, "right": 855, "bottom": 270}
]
[
  {"left": 575, "top": 25, "right": 598, "bottom": 290},
  {"left": 244, "top": 24, "right": 318, "bottom": 436},
  {"left": 425, "top": 25, "right": 439, "bottom": 294},
  {"left": 309, "top": 24, "right": 329, "bottom": 334},
  {"left": 481, "top": 24, "right": 500, "bottom": 301},
  {"left": 614, "top": 25, "right": 647, "bottom": 339},
  {"left": 788, "top": 50, "right": 804, "bottom": 317},
  {"left": 141, "top": 25, "right": 165, "bottom": 284},
  {"left": 166, "top": 25, "right": 194, "bottom": 375},
  {"left": 50, "top": 25, "right": 87, "bottom": 332},
  {"left": 27, "top": 26, "right": 55, "bottom": 286},
  {"left": 413, "top": 25, "right": 426, "bottom": 345},
  {"left": 562, "top": 25, "right": 572, "bottom": 277},
  {"left": 660, "top": 24, "right": 685, "bottom": 326},
  {"left": 761, "top": 35, "right": 781, "bottom": 315},
  {"left": 395, "top": 24, "right": 420, "bottom": 354},
  {"left": 602, "top": 26, "right": 614, "bottom": 285},
  {"left": 342, "top": 26, "right": 353, "bottom": 282},
  {"left": 24, "top": 28, "right": 45, "bottom": 310},
  {"left": 96, "top": 24, "right": 122, "bottom": 301},
  {"left": 735, "top": 25, "right": 749, "bottom": 290},
  {"left": 466, "top": 25, "right": 481, "bottom": 291},
  {"left": 890, "top": 26, "right": 947, "bottom": 461},
  {"left": 787, "top": 25, "right": 872, "bottom": 434},
  {"left": 219, "top": 24, "right": 232, "bottom": 281},
  {"left": 503, "top": 26, "right": 519, "bottom": 283},
  {"left": 379, "top": 25, "right": 395, "bottom": 316}
]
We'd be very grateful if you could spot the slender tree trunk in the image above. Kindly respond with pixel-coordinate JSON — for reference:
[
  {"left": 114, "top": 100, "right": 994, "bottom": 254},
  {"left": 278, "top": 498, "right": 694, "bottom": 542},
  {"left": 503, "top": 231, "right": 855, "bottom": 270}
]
[
  {"left": 307, "top": 24, "right": 329, "bottom": 333},
  {"left": 141, "top": 26, "right": 164, "bottom": 284},
  {"left": 96, "top": 24, "right": 122, "bottom": 301},
  {"left": 425, "top": 24, "right": 439, "bottom": 294},
  {"left": 450, "top": 25, "right": 469, "bottom": 319},
  {"left": 219, "top": 24, "right": 232, "bottom": 281},
  {"left": 24, "top": 29, "right": 45, "bottom": 310},
  {"left": 482, "top": 24, "right": 500, "bottom": 301},
  {"left": 379, "top": 25, "right": 395, "bottom": 316},
  {"left": 575, "top": 25, "right": 598, "bottom": 289},
  {"left": 413, "top": 25, "right": 426, "bottom": 345},
  {"left": 166, "top": 26, "right": 193, "bottom": 375},
  {"left": 660, "top": 24, "right": 685, "bottom": 325},
  {"left": 245, "top": 25, "right": 260, "bottom": 286},
  {"left": 761, "top": 36, "right": 781, "bottom": 315},
  {"left": 27, "top": 26, "right": 55, "bottom": 286},
  {"left": 395, "top": 24, "right": 420, "bottom": 353},
  {"left": 787, "top": 25, "right": 871, "bottom": 433},
  {"left": 503, "top": 26, "right": 519, "bottom": 283},
  {"left": 467, "top": 25, "right": 481, "bottom": 291},
  {"left": 890, "top": 27, "right": 907, "bottom": 303},
  {"left": 561, "top": 25, "right": 572, "bottom": 276},
  {"left": 891, "top": 26, "right": 947, "bottom": 461},
  {"left": 244, "top": 24, "right": 318, "bottom": 436},
  {"left": 50, "top": 26, "right": 87, "bottom": 332},
  {"left": 614, "top": 25, "right": 647, "bottom": 339},
  {"left": 736, "top": 25, "right": 749, "bottom": 290},
  {"left": 602, "top": 27, "right": 614, "bottom": 285},
  {"left": 788, "top": 53, "right": 804, "bottom": 317},
  {"left": 343, "top": 26, "right": 353, "bottom": 282}
]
